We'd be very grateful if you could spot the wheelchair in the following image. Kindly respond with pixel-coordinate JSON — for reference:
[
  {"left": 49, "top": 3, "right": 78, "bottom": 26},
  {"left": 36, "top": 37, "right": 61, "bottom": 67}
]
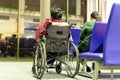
[{"left": 32, "top": 22, "right": 80, "bottom": 79}]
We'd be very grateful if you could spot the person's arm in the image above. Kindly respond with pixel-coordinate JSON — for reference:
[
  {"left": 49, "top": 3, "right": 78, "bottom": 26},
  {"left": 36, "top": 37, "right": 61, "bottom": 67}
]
[
  {"left": 80, "top": 22, "right": 87, "bottom": 41},
  {"left": 34, "top": 19, "right": 50, "bottom": 41}
]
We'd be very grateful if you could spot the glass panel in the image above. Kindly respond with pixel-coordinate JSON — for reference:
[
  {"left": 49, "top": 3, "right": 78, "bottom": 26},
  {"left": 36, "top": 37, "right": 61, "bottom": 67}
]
[
  {"left": 51, "top": 0, "right": 76, "bottom": 15},
  {"left": 0, "top": 0, "right": 18, "bottom": 9},
  {"left": 25, "top": 0, "right": 40, "bottom": 11}
]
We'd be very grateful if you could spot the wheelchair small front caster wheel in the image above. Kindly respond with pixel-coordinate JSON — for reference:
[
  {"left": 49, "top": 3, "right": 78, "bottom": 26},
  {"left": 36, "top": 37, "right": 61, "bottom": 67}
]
[
  {"left": 32, "top": 66, "right": 36, "bottom": 74},
  {"left": 55, "top": 63, "right": 62, "bottom": 74}
]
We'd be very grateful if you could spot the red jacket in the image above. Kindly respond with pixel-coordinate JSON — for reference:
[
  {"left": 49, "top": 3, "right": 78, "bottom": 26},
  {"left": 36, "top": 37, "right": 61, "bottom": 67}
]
[{"left": 34, "top": 19, "right": 62, "bottom": 41}]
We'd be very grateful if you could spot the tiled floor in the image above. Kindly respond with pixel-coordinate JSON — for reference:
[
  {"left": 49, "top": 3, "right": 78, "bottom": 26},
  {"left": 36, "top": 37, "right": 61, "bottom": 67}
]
[{"left": 0, "top": 62, "right": 120, "bottom": 80}]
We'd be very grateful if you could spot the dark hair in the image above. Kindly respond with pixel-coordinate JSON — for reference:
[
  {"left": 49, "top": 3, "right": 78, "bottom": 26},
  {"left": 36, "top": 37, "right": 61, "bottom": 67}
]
[
  {"left": 91, "top": 11, "right": 101, "bottom": 21},
  {"left": 0, "top": 34, "right": 2, "bottom": 36},
  {"left": 12, "top": 34, "right": 16, "bottom": 38},
  {"left": 50, "top": 7, "right": 63, "bottom": 20}
]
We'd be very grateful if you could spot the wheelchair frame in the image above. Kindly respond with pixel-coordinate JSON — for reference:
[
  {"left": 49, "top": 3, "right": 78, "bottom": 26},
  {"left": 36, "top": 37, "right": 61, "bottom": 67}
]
[{"left": 32, "top": 24, "right": 80, "bottom": 79}]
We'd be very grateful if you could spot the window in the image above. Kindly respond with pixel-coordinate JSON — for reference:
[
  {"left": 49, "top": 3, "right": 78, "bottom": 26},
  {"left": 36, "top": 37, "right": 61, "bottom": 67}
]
[
  {"left": 51, "top": 0, "right": 76, "bottom": 15},
  {"left": 0, "top": 0, "right": 18, "bottom": 9},
  {"left": 0, "top": 15, "right": 9, "bottom": 20},
  {"left": 33, "top": 18, "right": 40, "bottom": 22},
  {"left": 25, "top": 0, "right": 40, "bottom": 11}
]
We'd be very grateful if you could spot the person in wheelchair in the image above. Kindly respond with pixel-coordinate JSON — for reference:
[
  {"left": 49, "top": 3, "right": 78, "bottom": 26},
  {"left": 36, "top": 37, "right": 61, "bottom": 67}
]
[
  {"left": 34, "top": 7, "right": 68, "bottom": 68},
  {"left": 32, "top": 7, "right": 80, "bottom": 79},
  {"left": 35, "top": 7, "right": 68, "bottom": 41}
]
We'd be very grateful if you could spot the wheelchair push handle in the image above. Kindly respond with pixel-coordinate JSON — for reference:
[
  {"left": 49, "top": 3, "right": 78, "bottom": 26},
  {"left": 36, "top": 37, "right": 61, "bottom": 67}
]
[{"left": 69, "top": 23, "right": 76, "bottom": 28}]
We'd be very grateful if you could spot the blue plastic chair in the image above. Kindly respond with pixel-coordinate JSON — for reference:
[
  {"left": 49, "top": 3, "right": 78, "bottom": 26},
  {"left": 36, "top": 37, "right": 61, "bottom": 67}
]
[
  {"left": 69, "top": 28, "right": 81, "bottom": 55},
  {"left": 79, "top": 3, "right": 120, "bottom": 80},
  {"left": 78, "top": 22, "right": 107, "bottom": 77},
  {"left": 79, "top": 22, "right": 107, "bottom": 59},
  {"left": 70, "top": 28, "right": 81, "bottom": 46},
  {"left": 90, "top": 22, "right": 107, "bottom": 53}
]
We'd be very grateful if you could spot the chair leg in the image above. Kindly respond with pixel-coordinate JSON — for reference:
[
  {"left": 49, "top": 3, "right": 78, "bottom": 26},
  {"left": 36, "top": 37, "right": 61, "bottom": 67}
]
[
  {"left": 78, "top": 60, "right": 92, "bottom": 78},
  {"left": 93, "top": 61, "right": 99, "bottom": 80},
  {"left": 82, "top": 59, "right": 86, "bottom": 72},
  {"left": 110, "top": 69, "right": 114, "bottom": 80}
]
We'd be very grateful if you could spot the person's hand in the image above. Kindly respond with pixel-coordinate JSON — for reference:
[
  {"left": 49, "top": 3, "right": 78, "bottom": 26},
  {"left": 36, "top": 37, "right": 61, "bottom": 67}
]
[{"left": 37, "top": 38, "right": 41, "bottom": 42}]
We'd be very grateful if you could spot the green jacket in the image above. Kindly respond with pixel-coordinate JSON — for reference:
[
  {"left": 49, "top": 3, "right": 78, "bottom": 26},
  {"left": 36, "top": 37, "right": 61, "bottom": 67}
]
[{"left": 78, "top": 21, "right": 95, "bottom": 52}]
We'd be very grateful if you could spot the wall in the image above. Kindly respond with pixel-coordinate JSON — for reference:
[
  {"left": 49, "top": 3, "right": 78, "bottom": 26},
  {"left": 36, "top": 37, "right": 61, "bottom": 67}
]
[
  {"left": 106, "top": 0, "right": 120, "bottom": 22},
  {"left": 0, "top": 17, "right": 24, "bottom": 38}
]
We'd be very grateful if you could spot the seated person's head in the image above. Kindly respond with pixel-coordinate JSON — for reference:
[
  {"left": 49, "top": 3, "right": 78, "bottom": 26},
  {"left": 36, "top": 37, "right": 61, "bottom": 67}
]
[
  {"left": 12, "top": 34, "right": 16, "bottom": 38},
  {"left": 90, "top": 11, "right": 101, "bottom": 21},
  {"left": 0, "top": 33, "right": 2, "bottom": 36},
  {"left": 50, "top": 7, "right": 63, "bottom": 20}
]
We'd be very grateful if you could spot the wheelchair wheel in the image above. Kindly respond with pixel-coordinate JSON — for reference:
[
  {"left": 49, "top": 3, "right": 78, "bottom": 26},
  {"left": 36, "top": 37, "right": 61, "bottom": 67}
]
[
  {"left": 33, "top": 41, "right": 46, "bottom": 79},
  {"left": 64, "top": 41, "right": 80, "bottom": 78}
]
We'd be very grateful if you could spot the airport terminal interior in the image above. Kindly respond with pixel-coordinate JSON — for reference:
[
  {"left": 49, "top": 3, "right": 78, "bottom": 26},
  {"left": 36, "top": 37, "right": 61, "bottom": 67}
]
[{"left": 0, "top": 0, "right": 120, "bottom": 80}]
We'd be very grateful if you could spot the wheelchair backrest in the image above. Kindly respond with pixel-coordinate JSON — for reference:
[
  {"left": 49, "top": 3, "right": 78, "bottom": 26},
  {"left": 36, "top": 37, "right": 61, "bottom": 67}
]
[
  {"left": 46, "top": 22, "right": 70, "bottom": 40},
  {"left": 46, "top": 22, "right": 70, "bottom": 53}
]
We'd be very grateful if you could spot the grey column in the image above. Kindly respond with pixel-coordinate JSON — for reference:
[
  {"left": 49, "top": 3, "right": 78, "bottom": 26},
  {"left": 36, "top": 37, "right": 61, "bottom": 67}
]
[
  {"left": 21, "top": 0, "right": 25, "bottom": 14},
  {"left": 40, "top": 0, "right": 50, "bottom": 22},
  {"left": 76, "top": 0, "right": 81, "bottom": 16}
]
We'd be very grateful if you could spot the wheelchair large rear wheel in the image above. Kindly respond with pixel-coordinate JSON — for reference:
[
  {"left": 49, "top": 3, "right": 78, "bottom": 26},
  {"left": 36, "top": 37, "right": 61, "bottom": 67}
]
[
  {"left": 33, "top": 41, "right": 46, "bottom": 79},
  {"left": 64, "top": 41, "right": 80, "bottom": 78}
]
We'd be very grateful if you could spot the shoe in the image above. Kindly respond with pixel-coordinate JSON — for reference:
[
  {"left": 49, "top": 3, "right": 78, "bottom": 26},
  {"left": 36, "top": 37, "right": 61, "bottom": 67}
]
[
  {"left": 32, "top": 66, "right": 36, "bottom": 74},
  {"left": 86, "top": 66, "right": 91, "bottom": 72},
  {"left": 86, "top": 66, "right": 101, "bottom": 73},
  {"left": 48, "top": 63, "right": 55, "bottom": 68},
  {"left": 98, "top": 70, "right": 101, "bottom": 73}
]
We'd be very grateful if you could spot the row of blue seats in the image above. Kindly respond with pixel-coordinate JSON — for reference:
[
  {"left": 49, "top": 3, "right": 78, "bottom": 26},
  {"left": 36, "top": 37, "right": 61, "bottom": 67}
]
[
  {"left": 19, "top": 38, "right": 36, "bottom": 49},
  {"left": 71, "top": 3, "right": 120, "bottom": 80}
]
